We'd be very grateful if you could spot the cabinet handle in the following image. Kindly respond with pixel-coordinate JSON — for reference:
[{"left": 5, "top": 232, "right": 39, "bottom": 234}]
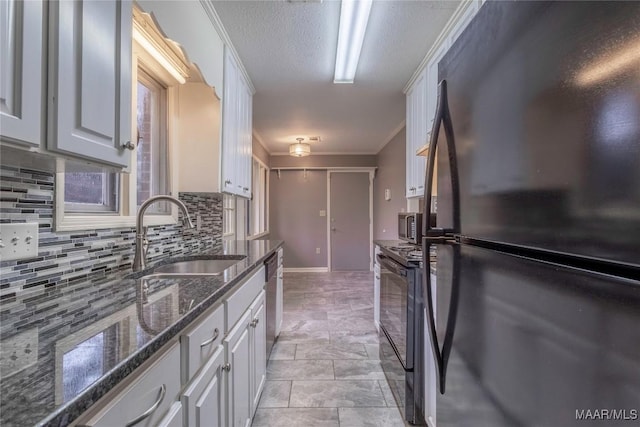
[
  {"left": 250, "top": 318, "right": 259, "bottom": 328},
  {"left": 225, "top": 179, "right": 232, "bottom": 185},
  {"left": 125, "top": 384, "right": 166, "bottom": 427},
  {"left": 418, "top": 185, "right": 424, "bottom": 189},
  {"left": 200, "top": 328, "right": 220, "bottom": 348},
  {"left": 222, "top": 363, "right": 231, "bottom": 372},
  {"left": 375, "top": 275, "right": 380, "bottom": 280},
  {"left": 120, "top": 141, "right": 135, "bottom": 151},
  {"left": 243, "top": 187, "right": 249, "bottom": 191}
]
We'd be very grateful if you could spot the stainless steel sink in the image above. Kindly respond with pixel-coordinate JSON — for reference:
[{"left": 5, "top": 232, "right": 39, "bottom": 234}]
[{"left": 153, "top": 259, "right": 244, "bottom": 275}]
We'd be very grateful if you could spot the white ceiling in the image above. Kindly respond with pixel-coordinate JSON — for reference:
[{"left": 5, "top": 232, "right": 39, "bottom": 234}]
[{"left": 211, "top": 0, "right": 460, "bottom": 155}]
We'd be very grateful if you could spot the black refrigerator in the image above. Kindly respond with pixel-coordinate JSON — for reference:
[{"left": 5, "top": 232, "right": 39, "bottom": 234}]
[{"left": 421, "top": 2, "right": 640, "bottom": 426}]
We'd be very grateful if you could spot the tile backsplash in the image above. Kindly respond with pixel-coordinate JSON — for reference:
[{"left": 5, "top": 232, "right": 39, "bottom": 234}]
[{"left": 0, "top": 165, "right": 223, "bottom": 300}]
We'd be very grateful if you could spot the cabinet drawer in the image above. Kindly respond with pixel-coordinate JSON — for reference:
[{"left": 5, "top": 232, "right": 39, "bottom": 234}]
[
  {"left": 225, "top": 266, "right": 265, "bottom": 332},
  {"left": 76, "top": 343, "right": 181, "bottom": 427},
  {"left": 181, "top": 303, "right": 224, "bottom": 382}
]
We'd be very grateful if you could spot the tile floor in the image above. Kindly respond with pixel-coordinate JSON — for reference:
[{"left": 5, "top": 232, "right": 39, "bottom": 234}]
[{"left": 251, "top": 272, "right": 410, "bottom": 427}]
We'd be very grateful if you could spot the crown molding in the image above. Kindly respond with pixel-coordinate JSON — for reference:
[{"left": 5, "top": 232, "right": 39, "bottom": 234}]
[{"left": 375, "top": 120, "right": 406, "bottom": 154}]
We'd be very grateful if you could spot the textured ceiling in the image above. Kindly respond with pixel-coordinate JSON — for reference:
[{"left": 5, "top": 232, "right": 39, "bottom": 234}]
[{"left": 211, "top": 0, "right": 460, "bottom": 154}]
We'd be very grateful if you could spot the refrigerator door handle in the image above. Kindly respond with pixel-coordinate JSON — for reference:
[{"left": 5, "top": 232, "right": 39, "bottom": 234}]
[
  {"left": 422, "top": 79, "right": 461, "bottom": 238},
  {"left": 423, "top": 240, "right": 461, "bottom": 395}
]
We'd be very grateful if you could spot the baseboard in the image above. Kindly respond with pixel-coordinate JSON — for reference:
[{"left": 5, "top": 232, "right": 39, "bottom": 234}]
[{"left": 283, "top": 267, "right": 328, "bottom": 273}]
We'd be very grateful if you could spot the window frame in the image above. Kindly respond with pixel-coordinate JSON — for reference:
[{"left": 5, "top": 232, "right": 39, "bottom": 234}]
[
  {"left": 248, "top": 155, "right": 269, "bottom": 239},
  {"left": 54, "top": 39, "right": 180, "bottom": 232}
]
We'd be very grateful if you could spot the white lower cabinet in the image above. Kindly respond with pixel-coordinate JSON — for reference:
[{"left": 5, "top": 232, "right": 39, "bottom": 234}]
[
  {"left": 224, "top": 309, "right": 253, "bottom": 427},
  {"left": 75, "top": 262, "right": 272, "bottom": 427},
  {"left": 181, "top": 344, "right": 226, "bottom": 427},
  {"left": 75, "top": 343, "right": 181, "bottom": 427}
]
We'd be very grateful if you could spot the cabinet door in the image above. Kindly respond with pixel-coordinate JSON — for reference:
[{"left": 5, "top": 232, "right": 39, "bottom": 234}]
[
  {"left": 374, "top": 263, "right": 380, "bottom": 331},
  {"left": 275, "top": 265, "right": 283, "bottom": 337},
  {"left": 48, "top": 0, "right": 132, "bottom": 168},
  {"left": 224, "top": 309, "right": 252, "bottom": 427},
  {"left": 250, "top": 291, "right": 266, "bottom": 415},
  {"left": 413, "top": 69, "right": 428, "bottom": 197},
  {"left": 222, "top": 48, "right": 238, "bottom": 194},
  {"left": 405, "top": 86, "right": 415, "bottom": 198},
  {"left": 0, "top": 0, "right": 44, "bottom": 147},
  {"left": 242, "top": 84, "right": 253, "bottom": 198},
  {"left": 182, "top": 344, "right": 226, "bottom": 427}
]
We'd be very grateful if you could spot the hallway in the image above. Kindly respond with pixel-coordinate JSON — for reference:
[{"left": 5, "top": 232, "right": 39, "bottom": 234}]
[{"left": 251, "top": 272, "right": 409, "bottom": 427}]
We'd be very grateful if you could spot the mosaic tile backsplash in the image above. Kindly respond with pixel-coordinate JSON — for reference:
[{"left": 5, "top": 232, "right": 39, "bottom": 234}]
[{"left": 0, "top": 164, "right": 223, "bottom": 301}]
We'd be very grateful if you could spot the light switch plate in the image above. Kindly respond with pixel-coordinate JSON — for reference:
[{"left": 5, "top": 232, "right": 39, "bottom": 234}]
[
  {"left": 0, "top": 223, "right": 39, "bottom": 262},
  {"left": 319, "top": 210, "right": 326, "bottom": 217}
]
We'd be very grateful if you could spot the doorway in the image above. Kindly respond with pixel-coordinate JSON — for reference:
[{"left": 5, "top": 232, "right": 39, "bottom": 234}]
[{"left": 328, "top": 170, "right": 374, "bottom": 271}]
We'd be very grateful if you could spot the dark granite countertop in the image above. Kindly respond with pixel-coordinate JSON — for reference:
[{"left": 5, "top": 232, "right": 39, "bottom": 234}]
[{"left": 0, "top": 240, "right": 283, "bottom": 427}]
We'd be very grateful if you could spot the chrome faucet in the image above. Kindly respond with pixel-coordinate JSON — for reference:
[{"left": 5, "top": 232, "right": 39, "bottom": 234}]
[{"left": 132, "top": 195, "right": 195, "bottom": 272}]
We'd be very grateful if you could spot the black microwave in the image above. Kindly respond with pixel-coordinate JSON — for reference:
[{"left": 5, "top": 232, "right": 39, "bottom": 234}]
[{"left": 398, "top": 213, "right": 422, "bottom": 244}]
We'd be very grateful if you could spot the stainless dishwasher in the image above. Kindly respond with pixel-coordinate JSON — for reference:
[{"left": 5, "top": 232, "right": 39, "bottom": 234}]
[{"left": 264, "top": 253, "right": 277, "bottom": 358}]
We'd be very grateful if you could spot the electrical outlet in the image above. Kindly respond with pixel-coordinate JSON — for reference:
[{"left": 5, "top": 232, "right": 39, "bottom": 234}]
[
  {"left": 0, "top": 223, "right": 39, "bottom": 262},
  {"left": 316, "top": 248, "right": 321, "bottom": 254}
]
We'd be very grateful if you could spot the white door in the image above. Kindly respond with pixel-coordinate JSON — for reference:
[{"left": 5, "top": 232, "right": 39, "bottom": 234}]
[
  {"left": 250, "top": 292, "right": 266, "bottom": 415},
  {"left": 0, "top": 0, "right": 44, "bottom": 147},
  {"left": 48, "top": 0, "right": 132, "bottom": 168},
  {"left": 224, "top": 310, "right": 252, "bottom": 427},
  {"left": 329, "top": 172, "right": 372, "bottom": 271}
]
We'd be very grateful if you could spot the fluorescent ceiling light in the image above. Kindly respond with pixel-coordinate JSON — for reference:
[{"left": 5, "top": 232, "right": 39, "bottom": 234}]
[{"left": 334, "top": 0, "right": 372, "bottom": 84}]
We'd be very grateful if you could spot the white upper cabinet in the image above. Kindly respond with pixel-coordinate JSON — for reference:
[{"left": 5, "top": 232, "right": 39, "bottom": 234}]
[
  {"left": 222, "top": 48, "right": 253, "bottom": 198},
  {"left": 406, "top": 69, "right": 427, "bottom": 198},
  {"left": 0, "top": 0, "right": 44, "bottom": 148},
  {"left": 405, "top": 0, "right": 481, "bottom": 198},
  {"left": 48, "top": 0, "right": 132, "bottom": 169}
]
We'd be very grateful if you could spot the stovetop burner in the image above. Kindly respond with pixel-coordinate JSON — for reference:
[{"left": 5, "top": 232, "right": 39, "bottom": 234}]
[{"left": 386, "top": 245, "right": 423, "bottom": 262}]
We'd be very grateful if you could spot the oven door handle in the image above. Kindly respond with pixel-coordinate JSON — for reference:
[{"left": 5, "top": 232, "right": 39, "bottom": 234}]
[{"left": 377, "top": 254, "right": 407, "bottom": 277}]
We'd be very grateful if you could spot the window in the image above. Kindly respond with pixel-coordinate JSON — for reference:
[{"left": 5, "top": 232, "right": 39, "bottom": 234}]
[
  {"left": 249, "top": 157, "right": 269, "bottom": 237},
  {"left": 136, "top": 69, "right": 169, "bottom": 214},
  {"left": 223, "top": 194, "right": 236, "bottom": 240},
  {"left": 64, "top": 163, "right": 119, "bottom": 214}
]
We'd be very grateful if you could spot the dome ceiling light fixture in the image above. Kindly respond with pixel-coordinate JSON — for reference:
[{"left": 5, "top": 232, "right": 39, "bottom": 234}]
[{"left": 289, "top": 137, "right": 311, "bottom": 157}]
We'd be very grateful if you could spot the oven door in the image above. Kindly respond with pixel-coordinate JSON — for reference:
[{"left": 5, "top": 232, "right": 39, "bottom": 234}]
[{"left": 378, "top": 253, "right": 413, "bottom": 370}]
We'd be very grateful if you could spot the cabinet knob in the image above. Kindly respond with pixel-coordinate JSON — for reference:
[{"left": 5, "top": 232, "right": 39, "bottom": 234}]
[
  {"left": 243, "top": 187, "right": 249, "bottom": 192},
  {"left": 225, "top": 180, "right": 232, "bottom": 185},
  {"left": 222, "top": 363, "right": 231, "bottom": 372},
  {"left": 120, "top": 141, "right": 135, "bottom": 151},
  {"left": 250, "top": 318, "right": 259, "bottom": 328}
]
